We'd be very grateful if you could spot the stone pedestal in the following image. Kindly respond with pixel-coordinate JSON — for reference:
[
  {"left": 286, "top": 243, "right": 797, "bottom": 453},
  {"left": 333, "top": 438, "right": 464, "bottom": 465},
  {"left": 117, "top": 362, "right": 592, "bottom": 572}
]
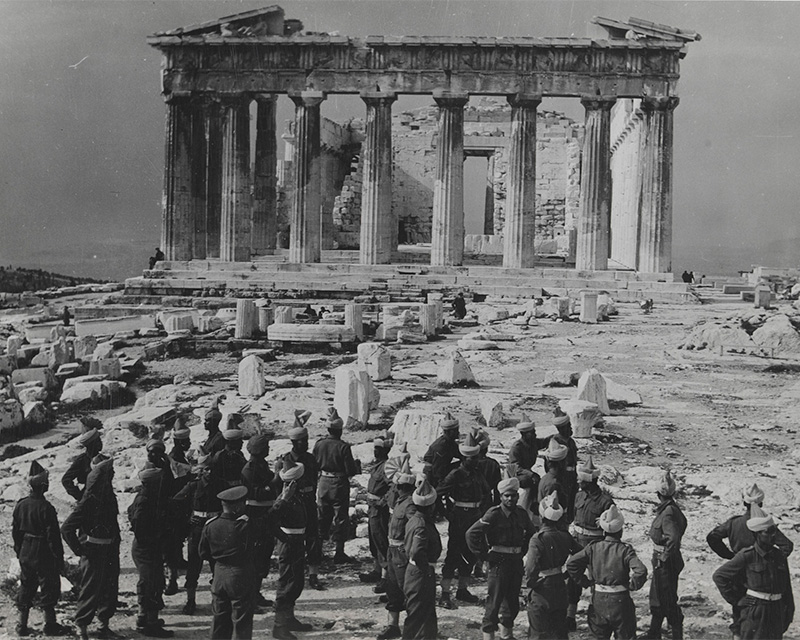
[
  {"left": 219, "top": 95, "right": 252, "bottom": 262},
  {"left": 334, "top": 364, "right": 376, "bottom": 428},
  {"left": 559, "top": 399, "right": 602, "bottom": 438},
  {"left": 345, "top": 304, "right": 364, "bottom": 339},
  {"left": 504, "top": 94, "right": 541, "bottom": 268},
  {"left": 580, "top": 292, "right": 599, "bottom": 324},
  {"left": 637, "top": 96, "right": 678, "bottom": 273},
  {"left": 360, "top": 92, "right": 396, "bottom": 264},
  {"left": 289, "top": 91, "right": 325, "bottom": 263},
  {"left": 274, "top": 306, "right": 293, "bottom": 324},
  {"left": 420, "top": 304, "right": 438, "bottom": 337},
  {"left": 235, "top": 300, "right": 258, "bottom": 339},
  {"left": 754, "top": 284, "right": 772, "bottom": 309},
  {"left": 576, "top": 97, "right": 615, "bottom": 271},
  {"left": 357, "top": 342, "right": 391, "bottom": 381},
  {"left": 253, "top": 95, "right": 278, "bottom": 254},
  {"left": 427, "top": 293, "right": 444, "bottom": 329},
  {"left": 238, "top": 354, "right": 266, "bottom": 398},
  {"left": 258, "top": 307, "right": 274, "bottom": 333},
  {"left": 431, "top": 92, "right": 468, "bottom": 266},
  {"left": 161, "top": 96, "right": 194, "bottom": 261}
]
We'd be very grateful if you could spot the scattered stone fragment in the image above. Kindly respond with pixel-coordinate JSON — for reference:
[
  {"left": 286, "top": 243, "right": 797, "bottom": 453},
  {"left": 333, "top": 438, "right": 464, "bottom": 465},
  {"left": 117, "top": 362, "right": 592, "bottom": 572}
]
[
  {"left": 603, "top": 376, "right": 642, "bottom": 405},
  {"left": 478, "top": 306, "right": 509, "bottom": 324},
  {"left": 390, "top": 410, "right": 449, "bottom": 459},
  {"left": 357, "top": 343, "right": 391, "bottom": 381},
  {"left": 558, "top": 399, "right": 601, "bottom": 438},
  {"left": 480, "top": 397, "right": 504, "bottom": 428},
  {"left": 751, "top": 314, "right": 800, "bottom": 354},
  {"left": 0, "top": 400, "right": 24, "bottom": 432},
  {"left": 22, "top": 401, "right": 48, "bottom": 424},
  {"left": 579, "top": 292, "right": 599, "bottom": 324},
  {"left": 238, "top": 354, "right": 266, "bottom": 398},
  {"left": 396, "top": 329, "right": 427, "bottom": 344},
  {"left": 576, "top": 368, "right": 611, "bottom": 415},
  {"left": 437, "top": 349, "right": 476, "bottom": 386},
  {"left": 334, "top": 365, "right": 376, "bottom": 428},
  {"left": 544, "top": 370, "right": 579, "bottom": 387},
  {"left": 457, "top": 338, "right": 499, "bottom": 350}
]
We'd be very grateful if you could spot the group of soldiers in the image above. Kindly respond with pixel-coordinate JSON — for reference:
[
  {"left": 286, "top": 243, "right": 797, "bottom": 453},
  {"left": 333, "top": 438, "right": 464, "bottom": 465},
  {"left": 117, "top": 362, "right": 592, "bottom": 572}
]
[{"left": 10, "top": 401, "right": 797, "bottom": 640}]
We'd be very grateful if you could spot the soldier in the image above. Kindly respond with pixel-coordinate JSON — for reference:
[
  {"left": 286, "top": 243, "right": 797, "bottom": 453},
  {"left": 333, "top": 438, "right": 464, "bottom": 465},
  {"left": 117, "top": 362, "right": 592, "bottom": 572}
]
[
  {"left": 566, "top": 505, "right": 648, "bottom": 640},
  {"left": 211, "top": 427, "right": 246, "bottom": 488},
  {"left": 128, "top": 464, "right": 174, "bottom": 638},
  {"left": 62, "top": 427, "right": 103, "bottom": 501},
  {"left": 166, "top": 423, "right": 193, "bottom": 579},
  {"left": 525, "top": 492, "right": 581, "bottom": 640},
  {"left": 272, "top": 455, "right": 314, "bottom": 640},
  {"left": 172, "top": 453, "right": 223, "bottom": 615},
  {"left": 641, "top": 470, "right": 687, "bottom": 640},
  {"left": 537, "top": 438, "right": 569, "bottom": 513},
  {"left": 567, "top": 455, "right": 614, "bottom": 631},
  {"left": 12, "top": 461, "right": 70, "bottom": 637},
  {"left": 712, "top": 504, "right": 794, "bottom": 640},
  {"left": 437, "top": 431, "right": 489, "bottom": 608},
  {"left": 241, "top": 431, "right": 278, "bottom": 608},
  {"left": 274, "top": 411, "right": 323, "bottom": 590},
  {"left": 199, "top": 485, "right": 255, "bottom": 640},
  {"left": 552, "top": 414, "right": 578, "bottom": 521},
  {"left": 360, "top": 431, "right": 394, "bottom": 590},
  {"left": 507, "top": 414, "right": 547, "bottom": 522},
  {"left": 472, "top": 427, "right": 500, "bottom": 580},
  {"left": 422, "top": 412, "right": 461, "bottom": 489},
  {"left": 402, "top": 478, "right": 442, "bottom": 640},
  {"left": 169, "top": 421, "right": 192, "bottom": 467},
  {"left": 707, "top": 483, "right": 794, "bottom": 639},
  {"left": 313, "top": 408, "right": 360, "bottom": 564},
  {"left": 466, "top": 476, "right": 536, "bottom": 640},
  {"left": 200, "top": 396, "right": 226, "bottom": 456},
  {"left": 377, "top": 458, "right": 417, "bottom": 640},
  {"left": 61, "top": 454, "right": 121, "bottom": 640}
]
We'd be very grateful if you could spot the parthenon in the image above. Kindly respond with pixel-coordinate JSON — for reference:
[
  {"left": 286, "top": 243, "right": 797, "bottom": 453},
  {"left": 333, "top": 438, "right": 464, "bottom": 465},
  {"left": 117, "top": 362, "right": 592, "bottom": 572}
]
[{"left": 147, "top": 6, "right": 699, "bottom": 286}]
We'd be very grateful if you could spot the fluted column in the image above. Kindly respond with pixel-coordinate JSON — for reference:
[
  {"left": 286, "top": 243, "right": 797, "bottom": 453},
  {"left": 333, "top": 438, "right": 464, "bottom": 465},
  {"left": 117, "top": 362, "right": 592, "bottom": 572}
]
[
  {"left": 360, "top": 91, "right": 397, "bottom": 264},
  {"left": 289, "top": 91, "right": 325, "bottom": 263},
  {"left": 576, "top": 96, "right": 615, "bottom": 271},
  {"left": 219, "top": 95, "right": 252, "bottom": 262},
  {"left": 253, "top": 94, "right": 278, "bottom": 254},
  {"left": 637, "top": 96, "right": 679, "bottom": 273},
  {"left": 204, "top": 100, "right": 222, "bottom": 258},
  {"left": 161, "top": 95, "right": 194, "bottom": 261},
  {"left": 190, "top": 99, "right": 208, "bottom": 259},
  {"left": 431, "top": 91, "right": 468, "bottom": 266},
  {"left": 504, "top": 93, "right": 541, "bottom": 268}
]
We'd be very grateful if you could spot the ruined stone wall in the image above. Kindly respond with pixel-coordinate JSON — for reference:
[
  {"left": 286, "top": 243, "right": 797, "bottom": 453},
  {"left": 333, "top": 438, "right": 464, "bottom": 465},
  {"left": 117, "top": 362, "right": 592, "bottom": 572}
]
[{"left": 610, "top": 99, "right": 644, "bottom": 269}]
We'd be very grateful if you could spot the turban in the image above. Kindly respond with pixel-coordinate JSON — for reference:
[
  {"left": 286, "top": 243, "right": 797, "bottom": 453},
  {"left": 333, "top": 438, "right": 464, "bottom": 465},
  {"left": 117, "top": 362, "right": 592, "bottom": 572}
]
[
  {"left": 553, "top": 415, "right": 571, "bottom": 428},
  {"left": 746, "top": 504, "right": 776, "bottom": 532},
  {"left": 497, "top": 477, "right": 520, "bottom": 494},
  {"left": 472, "top": 427, "right": 490, "bottom": 451},
  {"left": 412, "top": 477, "right": 437, "bottom": 507},
  {"left": 28, "top": 460, "right": 49, "bottom": 487},
  {"left": 226, "top": 413, "right": 244, "bottom": 429},
  {"left": 327, "top": 407, "right": 344, "bottom": 430},
  {"left": 577, "top": 455, "right": 601, "bottom": 482},
  {"left": 394, "top": 458, "right": 416, "bottom": 486},
  {"left": 742, "top": 483, "right": 765, "bottom": 505},
  {"left": 77, "top": 428, "right": 100, "bottom": 447},
  {"left": 217, "top": 486, "right": 248, "bottom": 502},
  {"left": 138, "top": 463, "right": 162, "bottom": 482},
  {"left": 279, "top": 455, "right": 305, "bottom": 482},
  {"left": 172, "top": 426, "right": 191, "bottom": 440},
  {"left": 543, "top": 438, "right": 568, "bottom": 462},
  {"left": 539, "top": 491, "right": 564, "bottom": 521},
  {"left": 658, "top": 470, "right": 677, "bottom": 497},
  {"left": 247, "top": 433, "right": 271, "bottom": 456},
  {"left": 517, "top": 414, "right": 535, "bottom": 433},
  {"left": 373, "top": 430, "right": 394, "bottom": 449},
  {"left": 440, "top": 412, "right": 459, "bottom": 431},
  {"left": 222, "top": 429, "right": 243, "bottom": 441},
  {"left": 289, "top": 426, "right": 308, "bottom": 440},
  {"left": 599, "top": 505, "right": 624, "bottom": 533},
  {"left": 146, "top": 439, "right": 166, "bottom": 453},
  {"left": 458, "top": 432, "right": 481, "bottom": 458}
]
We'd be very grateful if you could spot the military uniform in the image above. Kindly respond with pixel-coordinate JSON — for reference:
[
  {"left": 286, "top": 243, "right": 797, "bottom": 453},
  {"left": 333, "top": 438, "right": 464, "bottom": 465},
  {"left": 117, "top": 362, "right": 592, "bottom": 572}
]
[
  {"left": 211, "top": 447, "right": 246, "bottom": 489},
  {"left": 202, "top": 428, "right": 225, "bottom": 457},
  {"left": 274, "top": 450, "right": 321, "bottom": 571},
  {"left": 554, "top": 433, "right": 578, "bottom": 521},
  {"left": 648, "top": 497, "right": 688, "bottom": 639},
  {"left": 366, "top": 457, "right": 391, "bottom": 579},
  {"left": 566, "top": 537, "right": 648, "bottom": 640},
  {"left": 525, "top": 520, "right": 581, "bottom": 639},
  {"left": 422, "top": 435, "right": 460, "bottom": 488},
  {"left": 241, "top": 456, "right": 278, "bottom": 593},
  {"left": 199, "top": 506, "right": 254, "bottom": 640},
  {"left": 402, "top": 509, "right": 442, "bottom": 639},
  {"left": 537, "top": 469, "right": 566, "bottom": 516},
  {"left": 467, "top": 502, "right": 535, "bottom": 635},
  {"left": 508, "top": 438, "right": 543, "bottom": 520},
  {"left": 61, "top": 462, "right": 121, "bottom": 632},
  {"left": 62, "top": 452, "right": 92, "bottom": 501},
  {"left": 477, "top": 454, "right": 502, "bottom": 509},
  {"left": 713, "top": 543, "right": 794, "bottom": 639},
  {"left": 313, "top": 434, "right": 359, "bottom": 549},
  {"left": 385, "top": 488, "right": 415, "bottom": 616}
]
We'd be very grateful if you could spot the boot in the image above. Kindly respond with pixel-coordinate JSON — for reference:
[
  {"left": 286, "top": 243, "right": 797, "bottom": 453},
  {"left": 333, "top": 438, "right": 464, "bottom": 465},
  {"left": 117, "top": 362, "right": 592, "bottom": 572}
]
[
  {"left": 308, "top": 574, "right": 325, "bottom": 590},
  {"left": 359, "top": 569, "right": 382, "bottom": 583},
  {"left": 272, "top": 626, "right": 297, "bottom": 640},
  {"left": 287, "top": 607, "right": 313, "bottom": 632},
  {"left": 640, "top": 613, "right": 664, "bottom": 640},
  {"left": 43, "top": 608, "right": 71, "bottom": 636},
  {"left": 143, "top": 611, "right": 174, "bottom": 638},
  {"left": 78, "top": 626, "right": 89, "bottom": 640},
  {"left": 182, "top": 588, "right": 196, "bottom": 615},
  {"left": 333, "top": 541, "right": 355, "bottom": 564},
  {"left": 255, "top": 592, "right": 274, "bottom": 608},
  {"left": 438, "top": 592, "right": 456, "bottom": 610},
  {"left": 499, "top": 624, "right": 514, "bottom": 640},
  {"left": 456, "top": 576, "right": 480, "bottom": 604},
  {"left": 164, "top": 575, "right": 179, "bottom": 596},
  {"left": 671, "top": 620, "right": 684, "bottom": 640},
  {"left": 373, "top": 578, "right": 387, "bottom": 594},
  {"left": 96, "top": 621, "right": 124, "bottom": 640},
  {"left": 15, "top": 608, "right": 30, "bottom": 637},
  {"left": 566, "top": 603, "right": 577, "bottom": 632},
  {"left": 376, "top": 611, "right": 401, "bottom": 640},
  {"left": 482, "top": 632, "right": 495, "bottom": 640},
  {"left": 473, "top": 562, "right": 486, "bottom": 579}
]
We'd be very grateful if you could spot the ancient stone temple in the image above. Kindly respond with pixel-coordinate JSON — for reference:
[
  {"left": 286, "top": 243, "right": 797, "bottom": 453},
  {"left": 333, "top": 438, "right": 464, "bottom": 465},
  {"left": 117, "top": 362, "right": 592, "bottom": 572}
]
[{"left": 139, "top": 7, "right": 699, "bottom": 301}]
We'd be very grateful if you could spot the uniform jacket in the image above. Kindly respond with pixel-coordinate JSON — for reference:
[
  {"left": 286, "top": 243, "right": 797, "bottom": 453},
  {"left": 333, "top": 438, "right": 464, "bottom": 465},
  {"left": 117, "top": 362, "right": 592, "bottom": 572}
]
[
  {"left": 466, "top": 503, "right": 536, "bottom": 563},
  {"left": 525, "top": 522, "right": 581, "bottom": 589},
  {"left": 422, "top": 435, "right": 461, "bottom": 485},
  {"left": 708, "top": 513, "right": 794, "bottom": 559},
  {"left": 649, "top": 498, "right": 687, "bottom": 563},
  {"left": 198, "top": 512, "right": 252, "bottom": 567},
  {"left": 313, "top": 435, "right": 359, "bottom": 477},
  {"left": 241, "top": 457, "right": 278, "bottom": 505},
  {"left": 574, "top": 485, "right": 615, "bottom": 532},
  {"left": 566, "top": 537, "right": 648, "bottom": 591},
  {"left": 404, "top": 510, "right": 442, "bottom": 567},
  {"left": 61, "top": 452, "right": 91, "bottom": 501},
  {"left": 13, "top": 493, "right": 64, "bottom": 568},
  {"left": 61, "top": 464, "right": 120, "bottom": 556}
]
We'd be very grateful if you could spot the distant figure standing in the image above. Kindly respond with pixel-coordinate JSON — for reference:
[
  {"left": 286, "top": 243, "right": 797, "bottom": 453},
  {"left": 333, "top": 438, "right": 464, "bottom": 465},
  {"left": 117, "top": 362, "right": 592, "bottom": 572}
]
[
  {"left": 62, "top": 306, "right": 71, "bottom": 326},
  {"left": 689, "top": 271, "right": 695, "bottom": 284},
  {"left": 680, "top": 271, "right": 691, "bottom": 283},
  {"left": 452, "top": 293, "right": 467, "bottom": 320},
  {"left": 149, "top": 248, "right": 165, "bottom": 270}
]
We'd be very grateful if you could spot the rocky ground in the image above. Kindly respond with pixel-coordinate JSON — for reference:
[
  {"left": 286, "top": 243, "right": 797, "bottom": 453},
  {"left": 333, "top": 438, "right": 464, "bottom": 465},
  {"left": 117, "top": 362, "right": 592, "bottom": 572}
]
[{"left": 1, "top": 292, "right": 800, "bottom": 640}]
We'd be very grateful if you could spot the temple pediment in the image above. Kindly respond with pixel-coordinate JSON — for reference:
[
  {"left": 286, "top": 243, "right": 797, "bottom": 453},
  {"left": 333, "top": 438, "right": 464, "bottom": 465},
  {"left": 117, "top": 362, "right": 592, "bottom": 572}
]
[
  {"left": 152, "top": 5, "right": 300, "bottom": 38},
  {"left": 592, "top": 16, "right": 701, "bottom": 43}
]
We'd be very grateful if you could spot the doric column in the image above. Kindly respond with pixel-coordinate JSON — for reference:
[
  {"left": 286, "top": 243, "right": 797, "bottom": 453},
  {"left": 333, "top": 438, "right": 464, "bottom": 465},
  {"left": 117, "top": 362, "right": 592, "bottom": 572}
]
[
  {"left": 204, "top": 99, "right": 222, "bottom": 259},
  {"left": 431, "top": 91, "right": 468, "bottom": 266},
  {"left": 576, "top": 96, "right": 615, "bottom": 271},
  {"left": 252, "top": 94, "right": 278, "bottom": 254},
  {"left": 161, "top": 95, "right": 194, "bottom": 261},
  {"left": 189, "top": 99, "right": 207, "bottom": 260},
  {"left": 637, "top": 96, "right": 679, "bottom": 273},
  {"left": 503, "top": 93, "right": 541, "bottom": 268},
  {"left": 219, "top": 95, "right": 252, "bottom": 262},
  {"left": 359, "top": 91, "right": 397, "bottom": 265},
  {"left": 289, "top": 91, "right": 325, "bottom": 263}
]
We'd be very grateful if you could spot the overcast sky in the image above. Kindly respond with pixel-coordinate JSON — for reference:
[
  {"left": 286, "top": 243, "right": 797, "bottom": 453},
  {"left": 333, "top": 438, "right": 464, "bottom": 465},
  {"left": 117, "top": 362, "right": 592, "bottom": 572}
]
[{"left": 0, "top": 0, "right": 798, "bottom": 279}]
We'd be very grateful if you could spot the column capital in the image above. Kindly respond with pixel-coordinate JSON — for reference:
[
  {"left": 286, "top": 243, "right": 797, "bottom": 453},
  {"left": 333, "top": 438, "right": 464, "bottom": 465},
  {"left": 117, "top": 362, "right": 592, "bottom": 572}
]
[
  {"left": 580, "top": 95, "right": 617, "bottom": 111},
  {"left": 507, "top": 93, "right": 542, "bottom": 109},
  {"left": 432, "top": 90, "right": 469, "bottom": 108},
  {"left": 289, "top": 90, "right": 326, "bottom": 107},
  {"left": 641, "top": 96, "right": 680, "bottom": 112},
  {"left": 164, "top": 91, "right": 193, "bottom": 105},
  {"left": 360, "top": 90, "right": 398, "bottom": 104},
  {"left": 254, "top": 93, "right": 278, "bottom": 104}
]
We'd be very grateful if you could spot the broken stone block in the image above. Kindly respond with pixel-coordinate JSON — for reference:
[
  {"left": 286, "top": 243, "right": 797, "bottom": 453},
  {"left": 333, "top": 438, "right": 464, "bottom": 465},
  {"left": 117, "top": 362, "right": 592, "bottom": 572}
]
[
  {"left": 11, "top": 367, "right": 57, "bottom": 390},
  {"left": 334, "top": 365, "right": 375, "bottom": 428},
  {"left": 138, "top": 327, "right": 162, "bottom": 338},
  {"left": 603, "top": 376, "right": 642, "bottom": 405},
  {"left": 0, "top": 354, "right": 15, "bottom": 375},
  {"left": 541, "top": 297, "right": 571, "bottom": 319},
  {"left": 357, "top": 343, "right": 391, "bottom": 381},
  {"left": 427, "top": 293, "right": 445, "bottom": 329},
  {"left": 0, "top": 400, "right": 24, "bottom": 432},
  {"left": 437, "top": 349, "right": 476, "bottom": 386},
  {"left": 267, "top": 324, "right": 356, "bottom": 343},
  {"left": 397, "top": 329, "right": 427, "bottom": 344},
  {"left": 110, "top": 406, "right": 176, "bottom": 436},
  {"left": 241, "top": 348, "right": 277, "bottom": 362},
  {"left": 23, "top": 401, "right": 48, "bottom": 424},
  {"left": 238, "top": 355, "right": 266, "bottom": 398},
  {"left": 478, "top": 307, "right": 509, "bottom": 324},
  {"left": 754, "top": 283, "right": 772, "bottom": 309},
  {"left": 73, "top": 335, "right": 98, "bottom": 361},
  {"left": 164, "top": 314, "right": 194, "bottom": 335},
  {"left": 92, "top": 342, "right": 115, "bottom": 361},
  {"left": 576, "top": 369, "right": 611, "bottom": 415},
  {"left": 752, "top": 314, "right": 800, "bottom": 355},
  {"left": 273, "top": 306, "right": 294, "bottom": 324},
  {"left": 196, "top": 316, "right": 224, "bottom": 333},
  {"left": 580, "top": 292, "right": 599, "bottom": 324},
  {"left": 544, "top": 370, "right": 579, "bottom": 387},
  {"left": 74, "top": 315, "right": 155, "bottom": 337},
  {"left": 390, "top": 410, "right": 449, "bottom": 460},
  {"left": 598, "top": 293, "right": 617, "bottom": 316},
  {"left": 56, "top": 362, "right": 83, "bottom": 378},
  {"left": 257, "top": 307, "right": 274, "bottom": 333},
  {"left": 345, "top": 304, "right": 364, "bottom": 340},
  {"left": 558, "top": 399, "right": 602, "bottom": 438},
  {"left": 88, "top": 357, "right": 122, "bottom": 380},
  {"left": 60, "top": 380, "right": 124, "bottom": 406},
  {"left": 14, "top": 382, "right": 47, "bottom": 404},
  {"left": 31, "top": 349, "right": 51, "bottom": 367},
  {"left": 457, "top": 339, "right": 499, "bottom": 350},
  {"left": 235, "top": 300, "right": 258, "bottom": 339},
  {"left": 6, "top": 336, "right": 22, "bottom": 358},
  {"left": 49, "top": 324, "right": 69, "bottom": 342},
  {"left": 480, "top": 397, "right": 504, "bottom": 428},
  {"left": 419, "top": 304, "right": 438, "bottom": 336},
  {"left": 48, "top": 339, "right": 71, "bottom": 370}
]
